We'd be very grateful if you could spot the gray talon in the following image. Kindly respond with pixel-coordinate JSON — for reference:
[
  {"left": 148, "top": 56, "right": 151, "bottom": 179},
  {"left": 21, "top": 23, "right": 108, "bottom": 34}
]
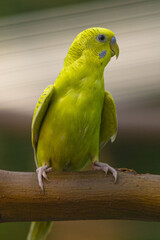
[
  {"left": 93, "top": 161, "right": 117, "bottom": 182},
  {"left": 36, "top": 165, "right": 52, "bottom": 192}
]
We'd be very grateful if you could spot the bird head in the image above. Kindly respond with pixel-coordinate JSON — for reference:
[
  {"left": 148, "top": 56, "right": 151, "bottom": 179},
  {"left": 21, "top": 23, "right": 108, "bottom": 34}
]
[{"left": 64, "top": 27, "right": 119, "bottom": 68}]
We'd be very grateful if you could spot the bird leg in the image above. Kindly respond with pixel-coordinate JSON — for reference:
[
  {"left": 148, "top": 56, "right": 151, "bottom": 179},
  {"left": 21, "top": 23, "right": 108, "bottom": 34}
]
[
  {"left": 36, "top": 165, "right": 52, "bottom": 192},
  {"left": 93, "top": 161, "right": 117, "bottom": 182}
]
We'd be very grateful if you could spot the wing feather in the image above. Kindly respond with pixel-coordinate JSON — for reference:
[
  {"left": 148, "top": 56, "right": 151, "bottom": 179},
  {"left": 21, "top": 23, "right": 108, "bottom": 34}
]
[
  {"left": 31, "top": 85, "right": 55, "bottom": 166},
  {"left": 100, "top": 91, "right": 117, "bottom": 149}
]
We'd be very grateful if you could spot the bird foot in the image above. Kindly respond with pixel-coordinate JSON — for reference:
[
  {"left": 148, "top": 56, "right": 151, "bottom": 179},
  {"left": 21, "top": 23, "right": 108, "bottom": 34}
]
[
  {"left": 36, "top": 165, "right": 52, "bottom": 192},
  {"left": 93, "top": 161, "right": 117, "bottom": 182}
]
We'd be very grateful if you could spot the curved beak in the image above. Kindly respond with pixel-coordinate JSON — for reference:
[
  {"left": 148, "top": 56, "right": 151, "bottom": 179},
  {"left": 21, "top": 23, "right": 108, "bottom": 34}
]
[{"left": 110, "top": 38, "right": 119, "bottom": 59}]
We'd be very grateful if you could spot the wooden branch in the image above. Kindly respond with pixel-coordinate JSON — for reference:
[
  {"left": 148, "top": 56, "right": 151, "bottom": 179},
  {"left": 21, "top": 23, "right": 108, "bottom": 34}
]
[{"left": 0, "top": 169, "right": 160, "bottom": 223}]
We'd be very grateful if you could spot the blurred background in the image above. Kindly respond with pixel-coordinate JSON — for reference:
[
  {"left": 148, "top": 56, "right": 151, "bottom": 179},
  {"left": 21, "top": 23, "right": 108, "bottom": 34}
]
[{"left": 0, "top": 0, "right": 160, "bottom": 239}]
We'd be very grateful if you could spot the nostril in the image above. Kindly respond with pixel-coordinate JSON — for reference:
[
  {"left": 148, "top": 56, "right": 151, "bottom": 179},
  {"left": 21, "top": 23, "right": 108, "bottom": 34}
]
[{"left": 111, "top": 36, "right": 116, "bottom": 44}]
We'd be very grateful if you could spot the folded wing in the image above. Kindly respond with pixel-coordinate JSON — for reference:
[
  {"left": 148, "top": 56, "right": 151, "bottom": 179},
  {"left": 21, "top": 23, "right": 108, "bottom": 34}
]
[
  {"left": 31, "top": 85, "right": 55, "bottom": 166},
  {"left": 100, "top": 91, "right": 117, "bottom": 149}
]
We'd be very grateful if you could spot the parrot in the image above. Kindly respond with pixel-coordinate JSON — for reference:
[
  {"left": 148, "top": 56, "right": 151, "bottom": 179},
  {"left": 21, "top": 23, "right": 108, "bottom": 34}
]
[{"left": 27, "top": 27, "right": 119, "bottom": 240}]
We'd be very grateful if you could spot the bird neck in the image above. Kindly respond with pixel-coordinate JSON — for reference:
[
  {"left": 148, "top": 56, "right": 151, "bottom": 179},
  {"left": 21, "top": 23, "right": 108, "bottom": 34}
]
[
  {"left": 55, "top": 58, "right": 105, "bottom": 95},
  {"left": 64, "top": 48, "right": 108, "bottom": 70}
]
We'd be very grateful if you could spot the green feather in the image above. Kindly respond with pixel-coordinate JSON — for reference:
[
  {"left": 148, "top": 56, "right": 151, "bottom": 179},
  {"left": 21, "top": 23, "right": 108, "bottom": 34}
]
[{"left": 27, "top": 222, "right": 52, "bottom": 240}]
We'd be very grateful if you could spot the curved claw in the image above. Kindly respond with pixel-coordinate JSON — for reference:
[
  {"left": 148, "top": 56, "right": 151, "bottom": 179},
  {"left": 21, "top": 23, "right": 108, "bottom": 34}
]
[
  {"left": 93, "top": 161, "right": 117, "bottom": 182},
  {"left": 36, "top": 165, "right": 52, "bottom": 192},
  {"left": 42, "top": 171, "right": 48, "bottom": 181}
]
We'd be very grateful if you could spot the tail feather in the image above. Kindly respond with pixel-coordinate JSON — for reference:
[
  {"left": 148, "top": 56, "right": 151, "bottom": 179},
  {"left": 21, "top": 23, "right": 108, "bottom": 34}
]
[{"left": 27, "top": 221, "right": 53, "bottom": 240}]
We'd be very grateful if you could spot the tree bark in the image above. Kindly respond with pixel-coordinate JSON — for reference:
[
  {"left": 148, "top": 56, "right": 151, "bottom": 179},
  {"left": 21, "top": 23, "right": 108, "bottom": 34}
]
[{"left": 0, "top": 169, "right": 160, "bottom": 223}]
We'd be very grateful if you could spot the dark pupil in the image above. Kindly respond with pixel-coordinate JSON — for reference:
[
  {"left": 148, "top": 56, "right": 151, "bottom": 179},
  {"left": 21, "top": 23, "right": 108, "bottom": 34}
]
[{"left": 98, "top": 34, "right": 105, "bottom": 41}]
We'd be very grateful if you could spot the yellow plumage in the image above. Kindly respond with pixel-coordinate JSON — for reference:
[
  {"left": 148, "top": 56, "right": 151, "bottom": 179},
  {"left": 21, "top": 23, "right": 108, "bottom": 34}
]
[{"left": 27, "top": 27, "right": 119, "bottom": 240}]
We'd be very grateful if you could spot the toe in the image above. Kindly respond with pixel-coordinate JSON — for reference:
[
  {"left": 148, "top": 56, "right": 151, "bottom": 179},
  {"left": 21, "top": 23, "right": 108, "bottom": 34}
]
[
  {"left": 109, "top": 167, "right": 117, "bottom": 182},
  {"left": 93, "top": 166, "right": 101, "bottom": 171},
  {"left": 42, "top": 171, "right": 49, "bottom": 181},
  {"left": 37, "top": 170, "right": 44, "bottom": 192},
  {"left": 46, "top": 167, "right": 53, "bottom": 173},
  {"left": 103, "top": 166, "right": 109, "bottom": 175},
  {"left": 36, "top": 165, "right": 52, "bottom": 192},
  {"left": 113, "top": 170, "right": 118, "bottom": 182}
]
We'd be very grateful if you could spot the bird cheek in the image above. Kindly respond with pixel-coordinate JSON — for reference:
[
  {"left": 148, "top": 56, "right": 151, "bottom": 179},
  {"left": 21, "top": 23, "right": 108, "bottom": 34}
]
[{"left": 99, "top": 50, "right": 107, "bottom": 59}]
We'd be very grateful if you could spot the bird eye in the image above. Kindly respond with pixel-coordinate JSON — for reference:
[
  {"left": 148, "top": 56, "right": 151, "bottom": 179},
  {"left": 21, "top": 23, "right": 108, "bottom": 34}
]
[{"left": 96, "top": 34, "right": 107, "bottom": 43}]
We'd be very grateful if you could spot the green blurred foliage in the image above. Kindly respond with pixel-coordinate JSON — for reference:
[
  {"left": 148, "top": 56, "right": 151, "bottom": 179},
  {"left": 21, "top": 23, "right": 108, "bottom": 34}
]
[
  {"left": 0, "top": 129, "right": 34, "bottom": 172},
  {"left": 0, "top": 0, "right": 95, "bottom": 17},
  {"left": 0, "top": 222, "right": 30, "bottom": 240},
  {"left": 108, "top": 139, "right": 160, "bottom": 175}
]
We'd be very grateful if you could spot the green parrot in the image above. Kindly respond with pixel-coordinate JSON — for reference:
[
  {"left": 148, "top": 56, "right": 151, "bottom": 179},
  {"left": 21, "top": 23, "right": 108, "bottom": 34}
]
[{"left": 27, "top": 27, "right": 119, "bottom": 240}]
